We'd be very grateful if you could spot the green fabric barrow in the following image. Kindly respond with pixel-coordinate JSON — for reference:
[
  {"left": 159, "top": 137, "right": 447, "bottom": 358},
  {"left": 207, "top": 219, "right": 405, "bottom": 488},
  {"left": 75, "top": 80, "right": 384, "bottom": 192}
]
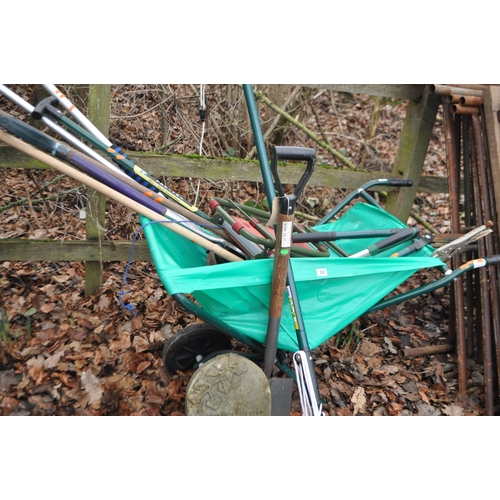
[{"left": 140, "top": 203, "right": 443, "bottom": 352}]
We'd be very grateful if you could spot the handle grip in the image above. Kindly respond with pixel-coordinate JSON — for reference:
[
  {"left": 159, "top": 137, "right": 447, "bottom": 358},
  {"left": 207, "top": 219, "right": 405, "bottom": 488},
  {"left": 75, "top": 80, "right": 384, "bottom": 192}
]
[
  {"left": 32, "top": 96, "right": 63, "bottom": 122},
  {"left": 372, "top": 228, "right": 419, "bottom": 252},
  {"left": 387, "top": 179, "right": 413, "bottom": 187},
  {"left": 486, "top": 255, "right": 500, "bottom": 266},
  {"left": 293, "top": 228, "right": 409, "bottom": 244},
  {"left": 273, "top": 146, "right": 316, "bottom": 163},
  {"left": 0, "top": 115, "right": 70, "bottom": 158},
  {"left": 391, "top": 233, "right": 435, "bottom": 257},
  {"left": 271, "top": 146, "right": 315, "bottom": 214}
]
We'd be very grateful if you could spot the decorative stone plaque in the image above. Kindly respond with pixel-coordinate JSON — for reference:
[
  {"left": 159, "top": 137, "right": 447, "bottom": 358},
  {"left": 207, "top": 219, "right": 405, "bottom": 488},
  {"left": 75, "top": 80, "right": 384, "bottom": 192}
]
[{"left": 185, "top": 353, "right": 271, "bottom": 416}]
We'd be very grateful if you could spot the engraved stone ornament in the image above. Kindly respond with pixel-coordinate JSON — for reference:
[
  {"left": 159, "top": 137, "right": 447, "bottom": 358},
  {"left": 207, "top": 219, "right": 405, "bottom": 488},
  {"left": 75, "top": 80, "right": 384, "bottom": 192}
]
[{"left": 185, "top": 353, "right": 271, "bottom": 416}]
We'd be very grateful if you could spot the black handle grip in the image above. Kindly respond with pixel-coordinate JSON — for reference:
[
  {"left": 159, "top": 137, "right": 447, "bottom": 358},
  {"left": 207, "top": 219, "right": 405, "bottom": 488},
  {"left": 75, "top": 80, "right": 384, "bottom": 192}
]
[
  {"left": 292, "top": 228, "right": 409, "bottom": 244},
  {"left": 273, "top": 146, "right": 316, "bottom": 163},
  {"left": 271, "top": 146, "right": 315, "bottom": 214},
  {"left": 0, "top": 115, "right": 70, "bottom": 158},
  {"left": 293, "top": 231, "right": 337, "bottom": 243},
  {"left": 32, "top": 96, "right": 63, "bottom": 122},
  {"left": 486, "top": 255, "right": 500, "bottom": 266},
  {"left": 387, "top": 179, "right": 413, "bottom": 187},
  {"left": 374, "top": 228, "right": 418, "bottom": 251}
]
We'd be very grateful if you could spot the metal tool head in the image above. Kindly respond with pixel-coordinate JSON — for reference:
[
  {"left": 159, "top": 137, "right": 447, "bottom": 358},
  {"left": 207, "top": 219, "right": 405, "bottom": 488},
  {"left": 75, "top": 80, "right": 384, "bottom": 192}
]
[{"left": 431, "top": 223, "right": 493, "bottom": 261}]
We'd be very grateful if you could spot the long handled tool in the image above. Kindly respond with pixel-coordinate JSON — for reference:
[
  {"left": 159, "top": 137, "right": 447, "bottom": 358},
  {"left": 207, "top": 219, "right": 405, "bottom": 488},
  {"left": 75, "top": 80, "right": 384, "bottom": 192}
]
[
  {"left": 41, "top": 84, "right": 220, "bottom": 226},
  {"left": 0, "top": 129, "right": 243, "bottom": 264},
  {"left": 263, "top": 146, "right": 323, "bottom": 416},
  {"left": 0, "top": 84, "right": 124, "bottom": 176},
  {"left": 262, "top": 146, "right": 315, "bottom": 375},
  {"left": 209, "top": 198, "right": 331, "bottom": 258},
  {"left": 42, "top": 84, "right": 111, "bottom": 145},
  {"left": 0, "top": 114, "right": 245, "bottom": 258},
  {"left": 31, "top": 94, "right": 209, "bottom": 221},
  {"left": 244, "top": 85, "right": 322, "bottom": 414},
  {"left": 0, "top": 87, "right": 228, "bottom": 236}
]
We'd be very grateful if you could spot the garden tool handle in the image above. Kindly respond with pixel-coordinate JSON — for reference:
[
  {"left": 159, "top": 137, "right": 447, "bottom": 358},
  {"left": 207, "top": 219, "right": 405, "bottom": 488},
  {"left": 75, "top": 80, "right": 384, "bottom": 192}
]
[
  {"left": 263, "top": 146, "right": 314, "bottom": 379},
  {"left": 263, "top": 211, "right": 294, "bottom": 377},
  {"left": 271, "top": 146, "right": 316, "bottom": 214},
  {"left": 485, "top": 255, "right": 500, "bottom": 266},
  {"left": 391, "top": 233, "right": 435, "bottom": 258},
  {"left": 368, "top": 227, "right": 419, "bottom": 253},
  {"left": 293, "top": 228, "right": 411, "bottom": 244},
  {"left": 386, "top": 179, "right": 413, "bottom": 187},
  {"left": 0, "top": 114, "right": 70, "bottom": 157},
  {"left": 32, "top": 96, "right": 63, "bottom": 122}
]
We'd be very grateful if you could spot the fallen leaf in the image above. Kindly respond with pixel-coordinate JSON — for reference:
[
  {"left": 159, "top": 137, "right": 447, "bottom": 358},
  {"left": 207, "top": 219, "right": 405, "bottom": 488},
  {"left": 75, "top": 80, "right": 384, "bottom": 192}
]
[
  {"left": 52, "top": 274, "right": 70, "bottom": 283},
  {"left": 131, "top": 315, "right": 143, "bottom": 331},
  {"left": 80, "top": 370, "right": 103, "bottom": 406},
  {"left": 109, "top": 334, "right": 131, "bottom": 352},
  {"left": 384, "top": 337, "right": 398, "bottom": 354},
  {"left": 0, "top": 370, "right": 22, "bottom": 391},
  {"left": 123, "top": 352, "right": 147, "bottom": 372},
  {"left": 149, "top": 330, "right": 165, "bottom": 345},
  {"left": 336, "top": 407, "right": 352, "bottom": 416},
  {"left": 40, "top": 303, "right": 55, "bottom": 314},
  {"left": 44, "top": 350, "right": 65, "bottom": 369},
  {"left": 418, "top": 388, "right": 431, "bottom": 405},
  {"left": 359, "top": 340, "right": 382, "bottom": 357},
  {"left": 133, "top": 335, "right": 149, "bottom": 353},
  {"left": 28, "top": 364, "right": 47, "bottom": 386},
  {"left": 166, "top": 378, "right": 184, "bottom": 403},
  {"left": 352, "top": 387, "right": 366, "bottom": 416},
  {"left": 143, "top": 381, "right": 168, "bottom": 405},
  {"left": 442, "top": 404, "right": 464, "bottom": 416},
  {"left": 1, "top": 396, "right": 20, "bottom": 415},
  {"left": 98, "top": 294, "right": 111, "bottom": 311},
  {"left": 136, "top": 361, "right": 151, "bottom": 374},
  {"left": 416, "top": 402, "right": 441, "bottom": 416}
]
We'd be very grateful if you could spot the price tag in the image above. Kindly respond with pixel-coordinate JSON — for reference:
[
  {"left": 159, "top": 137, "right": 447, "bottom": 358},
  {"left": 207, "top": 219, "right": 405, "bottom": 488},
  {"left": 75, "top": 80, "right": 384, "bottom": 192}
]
[{"left": 281, "top": 221, "right": 293, "bottom": 248}]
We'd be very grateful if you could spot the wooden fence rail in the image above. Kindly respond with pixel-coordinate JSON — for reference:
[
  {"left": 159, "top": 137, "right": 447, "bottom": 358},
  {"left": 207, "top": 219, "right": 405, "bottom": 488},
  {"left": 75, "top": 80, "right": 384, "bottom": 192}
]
[{"left": 0, "top": 84, "right": 447, "bottom": 295}]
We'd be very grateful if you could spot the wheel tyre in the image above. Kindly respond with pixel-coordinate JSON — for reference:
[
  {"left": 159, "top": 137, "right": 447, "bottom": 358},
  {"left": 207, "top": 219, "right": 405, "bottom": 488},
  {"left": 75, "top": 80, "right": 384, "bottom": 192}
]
[{"left": 162, "top": 323, "right": 233, "bottom": 374}]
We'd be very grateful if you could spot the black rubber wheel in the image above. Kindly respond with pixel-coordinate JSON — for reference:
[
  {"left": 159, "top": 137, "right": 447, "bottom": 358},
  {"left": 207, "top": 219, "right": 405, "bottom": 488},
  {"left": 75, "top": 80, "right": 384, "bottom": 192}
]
[{"left": 162, "top": 323, "right": 233, "bottom": 374}]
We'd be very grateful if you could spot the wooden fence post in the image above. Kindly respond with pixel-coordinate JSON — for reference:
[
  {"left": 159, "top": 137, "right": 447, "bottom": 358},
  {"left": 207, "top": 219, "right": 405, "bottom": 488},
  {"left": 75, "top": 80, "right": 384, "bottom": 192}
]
[
  {"left": 385, "top": 86, "right": 441, "bottom": 222},
  {"left": 85, "top": 84, "right": 110, "bottom": 297}
]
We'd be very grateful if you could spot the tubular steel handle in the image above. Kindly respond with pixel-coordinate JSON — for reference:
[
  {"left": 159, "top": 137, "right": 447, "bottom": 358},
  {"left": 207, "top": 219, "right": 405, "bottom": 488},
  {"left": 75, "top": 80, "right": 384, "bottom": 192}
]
[{"left": 271, "top": 146, "right": 315, "bottom": 215}]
